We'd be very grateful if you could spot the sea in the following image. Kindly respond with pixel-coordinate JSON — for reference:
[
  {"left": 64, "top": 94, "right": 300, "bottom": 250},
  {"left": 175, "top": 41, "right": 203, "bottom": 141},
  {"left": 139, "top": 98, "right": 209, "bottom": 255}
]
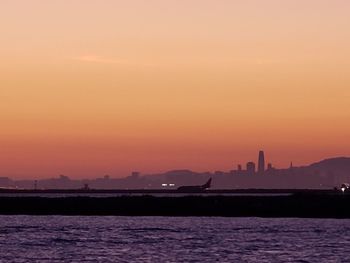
[{"left": 0, "top": 216, "right": 349, "bottom": 262}]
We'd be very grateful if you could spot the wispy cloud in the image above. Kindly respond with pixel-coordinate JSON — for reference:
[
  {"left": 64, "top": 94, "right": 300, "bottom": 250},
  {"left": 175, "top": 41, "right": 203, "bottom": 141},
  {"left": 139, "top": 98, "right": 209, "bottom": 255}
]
[{"left": 73, "top": 55, "right": 155, "bottom": 67}]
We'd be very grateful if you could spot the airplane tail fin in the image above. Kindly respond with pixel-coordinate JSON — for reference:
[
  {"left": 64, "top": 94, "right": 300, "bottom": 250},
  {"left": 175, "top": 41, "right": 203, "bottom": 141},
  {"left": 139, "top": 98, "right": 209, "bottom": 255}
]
[{"left": 202, "top": 178, "right": 212, "bottom": 189}]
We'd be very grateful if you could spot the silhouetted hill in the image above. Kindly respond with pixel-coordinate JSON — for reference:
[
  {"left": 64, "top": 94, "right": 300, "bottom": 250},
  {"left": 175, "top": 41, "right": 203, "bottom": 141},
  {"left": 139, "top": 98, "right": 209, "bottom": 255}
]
[
  {"left": 164, "top": 169, "right": 198, "bottom": 175},
  {"left": 304, "top": 157, "right": 350, "bottom": 183},
  {"left": 309, "top": 157, "right": 350, "bottom": 170},
  {"left": 163, "top": 169, "right": 209, "bottom": 185},
  {"left": 309, "top": 157, "right": 350, "bottom": 174}
]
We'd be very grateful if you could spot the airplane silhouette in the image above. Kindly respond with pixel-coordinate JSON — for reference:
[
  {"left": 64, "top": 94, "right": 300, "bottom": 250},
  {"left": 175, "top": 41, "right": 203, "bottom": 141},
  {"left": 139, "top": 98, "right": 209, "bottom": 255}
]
[{"left": 176, "top": 178, "right": 212, "bottom": 192}]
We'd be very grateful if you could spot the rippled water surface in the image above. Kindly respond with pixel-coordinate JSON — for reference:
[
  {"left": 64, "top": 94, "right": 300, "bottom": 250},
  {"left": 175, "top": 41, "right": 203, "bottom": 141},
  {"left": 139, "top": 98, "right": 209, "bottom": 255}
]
[{"left": 0, "top": 216, "right": 349, "bottom": 262}]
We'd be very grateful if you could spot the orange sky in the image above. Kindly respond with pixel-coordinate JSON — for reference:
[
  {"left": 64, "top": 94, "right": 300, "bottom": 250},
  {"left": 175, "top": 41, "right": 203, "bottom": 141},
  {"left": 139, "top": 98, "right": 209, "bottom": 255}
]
[{"left": 1, "top": 0, "right": 350, "bottom": 178}]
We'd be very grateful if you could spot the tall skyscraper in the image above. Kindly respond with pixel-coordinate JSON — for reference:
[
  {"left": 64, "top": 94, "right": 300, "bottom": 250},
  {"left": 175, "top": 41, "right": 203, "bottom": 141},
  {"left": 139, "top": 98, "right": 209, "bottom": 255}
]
[{"left": 258, "top": 150, "right": 265, "bottom": 174}]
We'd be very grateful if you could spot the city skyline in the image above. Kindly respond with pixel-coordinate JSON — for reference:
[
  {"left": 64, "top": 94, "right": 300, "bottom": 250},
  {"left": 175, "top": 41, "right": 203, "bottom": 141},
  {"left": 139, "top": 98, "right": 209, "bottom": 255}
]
[
  {"left": 1, "top": 151, "right": 350, "bottom": 190},
  {"left": 0, "top": 150, "right": 349, "bottom": 180}
]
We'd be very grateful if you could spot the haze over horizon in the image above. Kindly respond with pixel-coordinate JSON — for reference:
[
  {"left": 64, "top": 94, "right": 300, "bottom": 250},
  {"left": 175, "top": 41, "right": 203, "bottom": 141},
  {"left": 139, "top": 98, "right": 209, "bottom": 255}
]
[{"left": 1, "top": 0, "right": 350, "bottom": 178}]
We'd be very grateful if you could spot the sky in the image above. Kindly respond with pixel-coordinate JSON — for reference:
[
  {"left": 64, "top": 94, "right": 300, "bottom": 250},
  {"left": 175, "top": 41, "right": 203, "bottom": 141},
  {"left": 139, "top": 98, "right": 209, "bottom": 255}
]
[{"left": 1, "top": 0, "right": 350, "bottom": 178}]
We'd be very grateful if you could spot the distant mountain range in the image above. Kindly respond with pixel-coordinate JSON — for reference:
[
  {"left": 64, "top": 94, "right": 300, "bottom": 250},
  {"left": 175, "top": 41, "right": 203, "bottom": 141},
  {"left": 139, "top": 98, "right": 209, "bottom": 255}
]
[{"left": 0, "top": 157, "right": 350, "bottom": 189}]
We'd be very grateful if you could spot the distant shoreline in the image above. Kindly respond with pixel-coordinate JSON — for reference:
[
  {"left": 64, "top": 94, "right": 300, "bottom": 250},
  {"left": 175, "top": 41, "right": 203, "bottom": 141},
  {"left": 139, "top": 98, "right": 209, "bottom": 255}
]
[{"left": 0, "top": 193, "right": 349, "bottom": 218}]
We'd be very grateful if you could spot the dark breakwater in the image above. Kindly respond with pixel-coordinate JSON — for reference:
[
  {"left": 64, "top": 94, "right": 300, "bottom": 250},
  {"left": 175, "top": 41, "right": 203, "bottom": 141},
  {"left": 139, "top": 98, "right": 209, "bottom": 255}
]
[
  {"left": 0, "top": 188, "right": 335, "bottom": 194},
  {"left": 0, "top": 193, "right": 349, "bottom": 218}
]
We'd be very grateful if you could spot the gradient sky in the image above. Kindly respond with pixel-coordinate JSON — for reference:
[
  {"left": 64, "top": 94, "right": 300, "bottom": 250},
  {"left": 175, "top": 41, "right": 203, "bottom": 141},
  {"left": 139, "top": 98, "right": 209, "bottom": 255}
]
[{"left": 1, "top": 0, "right": 350, "bottom": 178}]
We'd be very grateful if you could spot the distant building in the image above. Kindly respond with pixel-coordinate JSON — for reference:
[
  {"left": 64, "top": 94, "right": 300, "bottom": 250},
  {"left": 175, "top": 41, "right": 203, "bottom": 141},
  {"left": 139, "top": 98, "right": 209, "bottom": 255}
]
[
  {"left": 267, "top": 163, "right": 273, "bottom": 170},
  {"left": 246, "top": 162, "right": 256, "bottom": 175},
  {"left": 131, "top": 172, "right": 140, "bottom": 178},
  {"left": 258, "top": 150, "right": 265, "bottom": 174}
]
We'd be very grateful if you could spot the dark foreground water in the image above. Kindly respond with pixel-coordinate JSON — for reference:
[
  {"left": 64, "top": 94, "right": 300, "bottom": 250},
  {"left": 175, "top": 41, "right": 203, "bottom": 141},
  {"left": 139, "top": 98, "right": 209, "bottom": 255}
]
[{"left": 0, "top": 216, "right": 349, "bottom": 262}]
